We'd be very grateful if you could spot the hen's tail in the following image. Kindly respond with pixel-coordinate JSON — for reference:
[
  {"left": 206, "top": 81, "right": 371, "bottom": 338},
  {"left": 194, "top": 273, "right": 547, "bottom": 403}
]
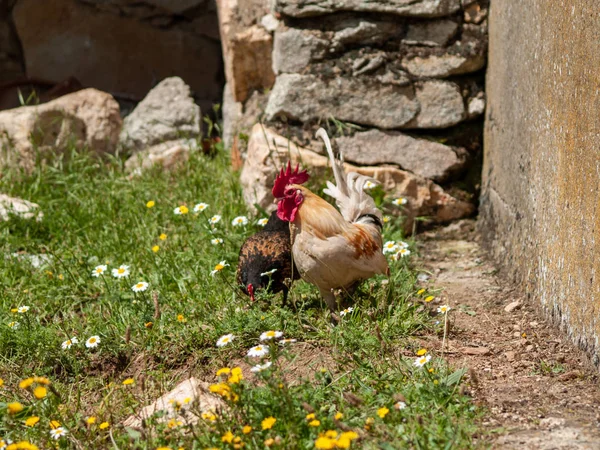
[{"left": 316, "top": 128, "right": 383, "bottom": 226}]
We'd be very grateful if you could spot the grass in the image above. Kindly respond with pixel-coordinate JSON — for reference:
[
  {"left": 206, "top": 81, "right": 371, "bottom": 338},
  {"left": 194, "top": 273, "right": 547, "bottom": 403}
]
[{"left": 0, "top": 140, "right": 480, "bottom": 449}]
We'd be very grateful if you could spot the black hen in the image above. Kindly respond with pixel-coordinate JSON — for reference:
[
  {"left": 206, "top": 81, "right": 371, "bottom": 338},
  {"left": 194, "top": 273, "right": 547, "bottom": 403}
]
[{"left": 237, "top": 211, "right": 299, "bottom": 305}]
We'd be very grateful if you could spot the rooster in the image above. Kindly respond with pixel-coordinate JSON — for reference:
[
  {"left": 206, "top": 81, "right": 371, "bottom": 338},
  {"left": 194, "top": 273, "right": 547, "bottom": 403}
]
[
  {"left": 237, "top": 210, "right": 301, "bottom": 305},
  {"left": 272, "top": 129, "right": 388, "bottom": 311}
]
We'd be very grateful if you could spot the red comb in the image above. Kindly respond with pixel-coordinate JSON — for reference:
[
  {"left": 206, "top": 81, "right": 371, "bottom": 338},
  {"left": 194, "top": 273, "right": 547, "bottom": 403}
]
[{"left": 272, "top": 162, "right": 309, "bottom": 198}]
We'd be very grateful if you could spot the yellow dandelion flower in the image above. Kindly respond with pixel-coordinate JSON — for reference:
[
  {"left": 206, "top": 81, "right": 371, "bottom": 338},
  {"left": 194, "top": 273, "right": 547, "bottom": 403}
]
[
  {"left": 152, "top": 245, "right": 160, "bottom": 253},
  {"left": 159, "top": 233, "right": 167, "bottom": 240},
  {"left": 324, "top": 431, "right": 338, "bottom": 439},
  {"left": 25, "top": 416, "right": 40, "bottom": 426},
  {"left": 155, "top": 448, "right": 171, "bottom": 450},
  {"left": 0, "top": 378, "right": 3, "bottom": 387},
  {"left": 221, "top": 431, "right": 234, "bottom": 443},
  {"left": 416, "top": 348, "right": 428, "bottom": 356},
  {"left": 334, "top": 412, "right": 343, "bottom": 420},
  {"left": 201, "top": 411, "right": 217, "bottom": 422},
  {"left": 145, "top": 322, "right": 153, "bottom": 329},
  {"left": 33, "top": 386, "right": 47, "bottom": 399},
  {"left": 8, "top": 402, "right": 24, "bottom": 414},
  {"left": 86, "top": 416, "right": 96, "bottom": 425},
  {"left": 122, "top": 378, "right": 134, "bottom": 386},
  {"left": 19, "top": 377, "right": 34, "bottom": 389},
  {"left": 314, "top": 436, "right": 336, "bottom": 450},
  {"left": 177, "top": 314, "right": 187, "bottom": 323},
  {"left": 216, "top": 367, "right": 231, "bottom": 376},
  {"left": 146, "top": 200, "right": 155, "bottom": 208},
  {"left": 242, "top": 425, "right": 252, "bottom": 434},
  {"left": 425, "top": 295, "right": 435, "bottom": 302},
  {"left": 305, "top": 413, "right": 316, "bottom": 420},
  {"left": 50, "top": 420, "right": 61, "bottom": 429},
  {"left": 262, "top": 416, "right": 276, "bottom": 430},
  {"left": 33, "top": 376, "right": 50, "bottom": 385},
  {"left": 99, "top": 422, "right": 110, "bottom": 430},
  {"left": 377, "top": 407, "right": 389, "bottom": 419},
  {"left": 228, "top": 367, "right": 243, "bottom": 384},
  {"left": 417, "top": 288, "right": 426, "bottom": 295},
  {"left": 308, "top": 419, "right": 321, "bottom": 427},
  {"left": 264, "top": 438, "right": 275, "bottom": 447},
  {"left": 167, "top": 418, "right": 183, "bottom": 428},
  {"left": 58, "top": 274, "right": 64, "bottom": 280}
]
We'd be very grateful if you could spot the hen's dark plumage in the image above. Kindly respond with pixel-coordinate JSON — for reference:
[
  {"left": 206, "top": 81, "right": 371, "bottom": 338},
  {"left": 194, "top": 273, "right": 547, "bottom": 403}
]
[{"left": 237, "top": 211, "right": 299, "bottom": 305}]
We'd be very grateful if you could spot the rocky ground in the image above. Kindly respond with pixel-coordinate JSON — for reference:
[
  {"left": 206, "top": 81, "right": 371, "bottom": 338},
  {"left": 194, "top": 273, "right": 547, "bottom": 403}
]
[{"left": 416, "top": 220, "right": 600, "bottom": 449}]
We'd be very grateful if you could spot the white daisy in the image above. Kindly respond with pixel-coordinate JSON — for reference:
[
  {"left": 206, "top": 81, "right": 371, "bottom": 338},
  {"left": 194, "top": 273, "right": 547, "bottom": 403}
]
[
  {"left": 437, "top": 305, "right": 451, "bottom": 314},
  {"left": 194, "top": 203, "right": 209, "bottom": 213},
  {"left": 131, "top": 281, "right": 149, "bottom": 292},
  {"left": 211, "top": 238, "right": 224, "bottom": 245},
  {"left": 50, "top": 427, "right": 67, "bottom": 439},
  {"left": 413, "top": 354, "right": 432, "bottom": 368},
  {"left": 17, "top": 306, "right": 30, "bottom": 313},
  {"left": 8, "top": 321, "right": 20, "bottom": 329},
  {"left": 112, "top": 265, "right": 130, "bottom": 278},
  {"left": 216, "top": 334, "right": 234, "bottom": 347},
  {"left": 394, "top": 401, "right": 407, "bottom": 410},
  {"left": 397, "top": 241, "right": 409, "bottom": 249},
  {"left": 278, "top": 338, "right": 297, "bottom": 346},
  {"left": 257, "top": 218, "right": 269, "bottom": 226},
  {"left": 174, "top": 205, "right": 189, "bottom": 215},
  {"left": 392, "top": 248, "right": 411, "bottom": 260},
  {"left": 247, "top": 345, "right": 269, "bottom": 357},
  {"left": 250, "top": 361, "right": 273, "bottom": 372},
  {"left": 383, "top": 241, "right": 400, "bottom": 254},
  {"left": 85, "top": 335, "right": 101, "bottom": 348},
  {"left": 209, "top": 215, "right": 222, "bottom": 225},
  {"left": 210, "top": 260, "right": 229, "bottom": 276},
  {"left": 61, "top": 337, "right": 79, "bottom": 350},
  {"left": 363, "top": 180, "right": 377, "bottom": 190},
  {"left": 260, "top": 330, "right": 283, "bottom": 341},
  {"left": 260, "top": 268, "right": 277, "bottom": 277},
  {"left": 231, "top": 216, "right": 249, "bottom": 227},
  {"left": 92, "top": 265, "right": 107, "bottom": 277},
  {"left": 392, "top": 197, "right": 408, "bottom": 206},
  {"left": 339, "top": 307, "right": 354, "bottom": 317}
]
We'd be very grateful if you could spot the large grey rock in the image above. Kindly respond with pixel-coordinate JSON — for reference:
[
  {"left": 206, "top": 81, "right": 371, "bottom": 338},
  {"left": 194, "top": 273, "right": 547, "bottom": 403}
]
[
  {"left": 336, "top": 129, "right": 464, "bottom": 182},
  {"left": 125, "top": 139, "right": 194, "bottom": 173},
  {"left": 120, "top": 77, "right": 201, "bottom": 152},
  {"left": 402, "top": 52, "right": 486, "bottom": 78},
  {"left": 273, "top": 28, "right": 328, "bottom": 74},
  {"left": 265, "top": 74, "right": 419, "bottom": 129},
  {"left": 0, "top": 194, "right": 43, "bottom": 222},
  {"left": 241, "top": 124, "right": 474, "bottom": 233},
  {"left": 0, "top": 89, "right": 121, "bottom": 172},
  {"left": 13, "top": 0, "right": 222, "bottom": 107},
  {"left": 403, "top": 19, "right": 459, "bottom": 46},
  {"left": 407, "top": 81, "right": 465, "bottom": 129},
  {"left": 274, "top": 0, "right": 461, "bottom": 18}
]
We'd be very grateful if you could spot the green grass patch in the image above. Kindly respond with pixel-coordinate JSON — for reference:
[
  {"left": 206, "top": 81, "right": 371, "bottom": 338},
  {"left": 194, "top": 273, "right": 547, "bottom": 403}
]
[{"left": 0, "top": 143, "right": 479, "bottom": 449}]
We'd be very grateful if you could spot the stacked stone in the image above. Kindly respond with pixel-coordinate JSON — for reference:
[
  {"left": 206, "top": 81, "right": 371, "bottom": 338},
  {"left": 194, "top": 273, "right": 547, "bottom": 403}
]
[{"left": 221, "top": 0, "right": 488, "bottom": 232}]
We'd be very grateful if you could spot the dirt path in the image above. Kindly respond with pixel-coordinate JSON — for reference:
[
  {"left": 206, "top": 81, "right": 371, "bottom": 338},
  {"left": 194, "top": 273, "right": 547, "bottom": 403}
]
[{"left": 416, "top": 220, "right": 600, "bottom": 449}]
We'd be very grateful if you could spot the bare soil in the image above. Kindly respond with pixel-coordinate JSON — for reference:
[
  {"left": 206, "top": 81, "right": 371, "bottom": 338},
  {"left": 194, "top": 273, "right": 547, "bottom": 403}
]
[{"left": 416, "top": 220, "right": 600, "bottom": 449}]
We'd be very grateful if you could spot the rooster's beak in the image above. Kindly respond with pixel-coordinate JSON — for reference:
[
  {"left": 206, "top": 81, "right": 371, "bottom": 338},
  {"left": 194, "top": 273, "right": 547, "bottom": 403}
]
[{"left": 247, "top": 284, "right": 255, "bottom": 302}]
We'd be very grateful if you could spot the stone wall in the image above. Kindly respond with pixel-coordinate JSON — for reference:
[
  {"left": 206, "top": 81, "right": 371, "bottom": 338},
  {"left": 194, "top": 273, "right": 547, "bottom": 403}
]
[
  {"left": 0, "top": 0, "right": 223, "bottom": 112},
  {"left": 480, "top": 2, "right": 600, "bottom": 363},
  {"left": 220, "top": 0, "right": 489, "bottom": 232}
]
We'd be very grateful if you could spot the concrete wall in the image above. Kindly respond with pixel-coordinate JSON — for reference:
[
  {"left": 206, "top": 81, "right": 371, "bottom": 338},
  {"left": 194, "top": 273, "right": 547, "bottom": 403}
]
[{"left": 480, "top": 2, "right": 600, "bottom": 363}]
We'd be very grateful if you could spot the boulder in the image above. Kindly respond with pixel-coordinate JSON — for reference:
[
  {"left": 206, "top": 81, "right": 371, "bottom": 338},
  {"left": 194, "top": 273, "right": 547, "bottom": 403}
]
[
  {"left": 0, "top": 88, "right": 121, "bottom": 172},
  {"left": 403, "top": 19, "right": 459, "bottom": 46},
  {"left": 123, "top": 377, "right": 225, "bottom": 428},
  {"left": 402, "top": 52, "right": 486, "bottom": 78},
  {"left": 0, "top": 194, "right": 43, "bottom": 221},
  {"left": 240, "top": 124, "right": 474, "bottom": 232},
  {"left": 406, "top": 81, "right": 465, "bottom": 129},
  {"left": 335, "top": 129, "right": 465, "bottom": 182},
  {"left": 265, "top": 74, "right": 419, "bottom": 129},
  {"left": 272, "top": 28, "right": 328, "bottom": 74},
  {"left": 124, "top": 139, "right": 193, "bottom": 173},
  {"left": 120, "top": 77, "right": 201, "bottom": 152},
  {"left": 274, "top": 0, "right": 461, "bottom": 18},
  {"left": 12, "top": 0, "right": 222, "bottom": 107}
]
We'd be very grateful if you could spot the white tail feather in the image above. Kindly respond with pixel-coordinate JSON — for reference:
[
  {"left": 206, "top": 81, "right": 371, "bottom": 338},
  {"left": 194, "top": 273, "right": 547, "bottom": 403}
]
[{"left": 316, "top": 128, "right": 383, "bottom": 224}]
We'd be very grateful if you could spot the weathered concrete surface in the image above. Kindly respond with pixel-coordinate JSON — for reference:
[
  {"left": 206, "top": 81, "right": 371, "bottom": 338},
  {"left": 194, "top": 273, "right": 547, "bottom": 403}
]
[{"left": 480, "top": 1, "right": 600, "bottom": 364}]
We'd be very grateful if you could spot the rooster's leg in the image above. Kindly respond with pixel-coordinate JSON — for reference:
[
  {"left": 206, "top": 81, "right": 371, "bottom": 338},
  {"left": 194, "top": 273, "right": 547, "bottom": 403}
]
[{"left": 320, "top": 288, "right": 337, "bottom": 312}]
